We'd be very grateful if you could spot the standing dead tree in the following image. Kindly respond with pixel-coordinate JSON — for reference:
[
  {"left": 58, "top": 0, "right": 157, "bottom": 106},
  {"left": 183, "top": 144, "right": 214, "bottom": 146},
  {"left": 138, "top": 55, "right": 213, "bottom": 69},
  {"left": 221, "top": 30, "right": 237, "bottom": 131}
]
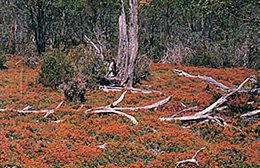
[{"left": 106, "top": 0, "right": 138, "bottom": 87}]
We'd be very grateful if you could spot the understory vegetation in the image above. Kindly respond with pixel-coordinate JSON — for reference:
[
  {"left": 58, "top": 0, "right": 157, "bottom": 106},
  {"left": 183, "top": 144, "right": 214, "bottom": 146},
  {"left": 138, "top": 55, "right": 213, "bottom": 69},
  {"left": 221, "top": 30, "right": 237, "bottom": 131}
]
[{"left": 0, "top": 56, "right": 259, "bottom": 167}]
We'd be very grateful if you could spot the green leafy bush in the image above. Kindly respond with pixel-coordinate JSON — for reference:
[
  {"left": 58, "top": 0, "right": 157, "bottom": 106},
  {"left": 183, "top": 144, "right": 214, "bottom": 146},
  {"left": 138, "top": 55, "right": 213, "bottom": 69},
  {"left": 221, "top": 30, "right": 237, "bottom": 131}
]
[{"left": 38, "top": 45, "right": 106, "bottom": 102}]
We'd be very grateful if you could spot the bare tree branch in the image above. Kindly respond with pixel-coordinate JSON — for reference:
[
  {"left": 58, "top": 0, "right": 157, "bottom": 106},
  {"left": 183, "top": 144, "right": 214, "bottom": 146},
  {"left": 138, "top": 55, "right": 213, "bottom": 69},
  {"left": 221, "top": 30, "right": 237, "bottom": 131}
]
[
  {"left": 241, "top": 109, "right": 260, "bottom": 118},
  {"left": 173, "top": 69, "right": 259, "bottom": 93},
  {"left": 176, "top": 147, "right": 206, "bottom": 167},
  {"left": 99, "top": 85, "right": 161, "bottom": 94},
  {"left": 159, "top": 106, "right": 198, "bottom": 121},
  {"left": 113, "top": 95, "right": 172, "bottom": 111},
  {"left": 87, "top": 109, "right": 138, "bottom": 125}
]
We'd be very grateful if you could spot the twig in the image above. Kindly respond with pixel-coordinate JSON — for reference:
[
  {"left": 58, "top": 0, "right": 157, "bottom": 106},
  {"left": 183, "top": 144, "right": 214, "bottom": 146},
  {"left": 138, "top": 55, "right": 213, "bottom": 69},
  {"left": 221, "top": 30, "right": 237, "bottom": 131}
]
[{"left": 176, "top": 147, "right": 206, "bottom": 167}]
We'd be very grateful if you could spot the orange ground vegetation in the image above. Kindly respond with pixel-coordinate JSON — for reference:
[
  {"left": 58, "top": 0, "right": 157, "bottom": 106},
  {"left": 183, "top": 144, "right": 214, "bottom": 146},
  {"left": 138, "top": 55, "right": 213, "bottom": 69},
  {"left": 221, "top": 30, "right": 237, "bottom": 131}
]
[{"left": 0, "top": 56, "right": 259, "bottom": 167}]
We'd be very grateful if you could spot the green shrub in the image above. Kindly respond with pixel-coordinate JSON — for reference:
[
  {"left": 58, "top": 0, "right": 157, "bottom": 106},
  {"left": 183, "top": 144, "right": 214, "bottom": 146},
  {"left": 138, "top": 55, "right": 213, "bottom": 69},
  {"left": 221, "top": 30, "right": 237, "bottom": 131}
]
[
  {"left": 133, "top": 54, "right": 151, "bottom": 85},
  {"left": 38, "top": 45, "right": 106, "bottom": 102}
]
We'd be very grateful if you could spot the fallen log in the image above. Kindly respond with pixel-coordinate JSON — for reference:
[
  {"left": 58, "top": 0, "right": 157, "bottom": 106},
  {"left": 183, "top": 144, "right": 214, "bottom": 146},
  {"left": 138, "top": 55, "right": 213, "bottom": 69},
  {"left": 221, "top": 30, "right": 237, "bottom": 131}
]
[{"left": 173, "top": 69, "right": 259, "bottom": 93}]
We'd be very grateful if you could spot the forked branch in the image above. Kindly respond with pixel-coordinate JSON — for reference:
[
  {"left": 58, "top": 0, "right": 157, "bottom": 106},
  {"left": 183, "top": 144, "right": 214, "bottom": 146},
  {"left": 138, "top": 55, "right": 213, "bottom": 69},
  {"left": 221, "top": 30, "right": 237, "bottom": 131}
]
[
  {"left": 176, "top": 147, "right": 206, "bottom": 167},
  {"left": 86, "top": 92, "right": 172, "bottom": 124}
]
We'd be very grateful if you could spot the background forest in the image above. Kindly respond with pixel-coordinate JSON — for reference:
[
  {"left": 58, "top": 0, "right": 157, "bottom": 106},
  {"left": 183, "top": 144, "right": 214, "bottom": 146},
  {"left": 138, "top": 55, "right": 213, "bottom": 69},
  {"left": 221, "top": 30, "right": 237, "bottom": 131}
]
[{"left": 0, "top": 0, "right": 259, "bottom": 70}]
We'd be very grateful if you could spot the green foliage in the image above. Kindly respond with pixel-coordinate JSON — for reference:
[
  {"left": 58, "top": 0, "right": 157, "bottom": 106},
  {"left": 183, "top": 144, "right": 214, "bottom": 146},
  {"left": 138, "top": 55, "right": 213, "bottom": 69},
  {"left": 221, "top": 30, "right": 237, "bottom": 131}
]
[
  {"left": 38, "top": 44, "right": 106, "bottom": 102},
  {"left": 133, "top": 54, "right": 151, "bottom": 85}
]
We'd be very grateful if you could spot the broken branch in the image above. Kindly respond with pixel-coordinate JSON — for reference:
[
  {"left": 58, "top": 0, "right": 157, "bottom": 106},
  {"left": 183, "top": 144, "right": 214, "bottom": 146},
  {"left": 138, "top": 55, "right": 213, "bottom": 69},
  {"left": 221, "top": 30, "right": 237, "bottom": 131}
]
[
  {"left": 159, "top": 106, "right": 198, "bottom": 121},
  {"left": 99, "top": 85, "right": 162, "bottom": 94},
  {"left": 113, "top": 95, "right": 172, "bottom": 111},
  {"left": 173, "top": 69, "right": 259, "bottom": 93},
  {"left": 176, "top": 147, "right": 206, "bottom": 167},
  {"left": 86, "top": 109, "right": 138, "bottom": 125},
  {"left": 240, "top": 109, "right": 260, "bottom": 118}
]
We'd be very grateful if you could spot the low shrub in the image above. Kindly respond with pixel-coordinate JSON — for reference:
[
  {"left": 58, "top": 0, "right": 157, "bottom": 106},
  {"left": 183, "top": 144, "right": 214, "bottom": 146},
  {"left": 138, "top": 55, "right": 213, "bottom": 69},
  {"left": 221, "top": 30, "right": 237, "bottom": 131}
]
[{"left": 38, "top": 44, "right": 106, "bottom": 102}]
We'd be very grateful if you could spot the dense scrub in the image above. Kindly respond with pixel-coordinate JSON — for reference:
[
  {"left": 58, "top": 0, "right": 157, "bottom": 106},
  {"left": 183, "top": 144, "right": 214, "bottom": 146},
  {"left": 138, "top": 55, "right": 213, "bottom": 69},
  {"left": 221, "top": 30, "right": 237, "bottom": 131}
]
[
  {"left": 0, "top": 56, "right": 259, "bottom": 167},
  {"left": 38, "top": 45, "right": 106, "bottom": 102},
  {"left": 1, "top": 0, "right": 259, "bottom": 70}
]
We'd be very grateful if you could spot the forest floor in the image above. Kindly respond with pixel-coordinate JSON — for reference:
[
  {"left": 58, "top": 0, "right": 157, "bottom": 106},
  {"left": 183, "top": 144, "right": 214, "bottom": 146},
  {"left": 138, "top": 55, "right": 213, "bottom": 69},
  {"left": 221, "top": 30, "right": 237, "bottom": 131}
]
[{"left": 0, "top": 55, "right": 259, "bottom": 167}]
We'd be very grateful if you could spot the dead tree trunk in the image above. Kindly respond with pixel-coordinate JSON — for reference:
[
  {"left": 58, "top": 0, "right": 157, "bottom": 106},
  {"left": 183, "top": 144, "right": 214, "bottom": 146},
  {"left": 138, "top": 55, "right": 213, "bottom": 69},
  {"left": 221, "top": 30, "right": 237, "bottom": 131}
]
[{"left": 116, "top": 0, "right": 138, "bottom": 87}]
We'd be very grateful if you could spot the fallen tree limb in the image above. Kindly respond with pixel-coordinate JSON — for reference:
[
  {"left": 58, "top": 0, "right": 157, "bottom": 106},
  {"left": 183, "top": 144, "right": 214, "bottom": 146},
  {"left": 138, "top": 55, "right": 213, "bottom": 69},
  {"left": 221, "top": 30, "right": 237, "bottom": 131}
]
[
  {"left": 85, "top": 92, "right": 172, "bottom": 124},
  {"left": 113, "top": 95, "right": 172, "bottom": 111},
  {"left": 160, "top": 77, "right": 252, "bottom": 128},
  {"left": 176, "top": 147, "right": 206, "bottom": 167},
  {"left": 0, "top": 101, "right": 63, "bottom": 118},
  {"left": 44, "top": 101, "right": 63, "bottom": 117},
  {"left": 195, "top": 77, "right": 251, "bottom": 116},
  {"left": 86, "top": 109, "right": 138, "bottom": 125},
  {"left": 99, "top": 85, "right": 162, "bottom": 94},
  {"left": 173, "top": 69, "right": 259, "bottom": 93},
  {"left": 159, "top": 106, "right": 198, "bottom": 121},
  {"left": 241, "top": 109, "right": 260, "bottom": 118},
  {"left": 112, "top": 90, "right": 127, "bottom": 107}
]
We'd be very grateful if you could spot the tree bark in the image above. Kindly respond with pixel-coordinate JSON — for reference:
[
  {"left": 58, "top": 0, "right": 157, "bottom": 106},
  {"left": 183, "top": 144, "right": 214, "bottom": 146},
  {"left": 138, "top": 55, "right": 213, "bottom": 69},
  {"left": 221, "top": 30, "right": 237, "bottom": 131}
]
[{"left": 116, "top": 0, "right": 138, "bottom": 87}]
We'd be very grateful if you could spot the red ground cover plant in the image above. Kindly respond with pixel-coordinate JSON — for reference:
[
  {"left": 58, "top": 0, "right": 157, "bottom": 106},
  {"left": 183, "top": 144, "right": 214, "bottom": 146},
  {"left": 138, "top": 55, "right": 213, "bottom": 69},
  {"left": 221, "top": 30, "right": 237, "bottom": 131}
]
[{"left": 0, "top": 56, "right": 259, "bottom": 167}]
